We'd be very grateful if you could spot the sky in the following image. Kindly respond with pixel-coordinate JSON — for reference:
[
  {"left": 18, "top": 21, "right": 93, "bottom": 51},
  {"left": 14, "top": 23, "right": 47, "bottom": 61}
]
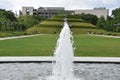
[{"left": 0, "top": 0, "right": 120, "bottom": 15}]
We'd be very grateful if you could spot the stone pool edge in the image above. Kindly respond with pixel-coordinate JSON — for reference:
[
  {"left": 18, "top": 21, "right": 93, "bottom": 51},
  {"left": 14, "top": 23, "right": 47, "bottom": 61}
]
[{"left": 0, "top": 57, "right": 120, "bottom": 63}]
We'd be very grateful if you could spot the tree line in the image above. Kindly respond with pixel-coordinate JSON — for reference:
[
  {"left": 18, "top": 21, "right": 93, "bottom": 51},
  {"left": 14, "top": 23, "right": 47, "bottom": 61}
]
[
  {"left": 97, "top": 7, "right": 120, "bottom": 32},
  {"left": 78, "top": 7, "right": 120, "bottom": 32},
  {"left": 0, "top": 9, "right": 42, "bottom": 32},
  {"left": 0, "top": 7, "right": 120, "bottom": 32}
]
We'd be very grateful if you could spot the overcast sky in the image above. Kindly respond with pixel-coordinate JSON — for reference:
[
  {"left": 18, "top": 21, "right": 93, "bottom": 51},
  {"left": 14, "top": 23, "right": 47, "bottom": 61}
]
[{"left": 0, "top": 0, "right": 120, "bottom": 15}]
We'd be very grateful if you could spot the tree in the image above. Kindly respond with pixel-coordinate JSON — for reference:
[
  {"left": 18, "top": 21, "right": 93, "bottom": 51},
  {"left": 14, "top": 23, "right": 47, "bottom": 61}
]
[
  {"left": 97, "top": 16, "right": 106, "bottom": 29},
  {"left": 79, "top": 13, "right": 98, "bottom": 25},
  {"left": 0, "top": 9, "right": 17, "bottom": 31},
  {"left": 17, "top": 15, "right": 40, "bottom": 30},
  {"left": 112, "top": 7, "right": 120, "bottom": 19},
  {"left": 111, "top": 7, "right": 120, "bottom": 32},
  {"left": 5, "top": 11, "right": 17, "bottom": 21},
  {"left": 0, "top": 9, "right": 17, "bottom": 21}
]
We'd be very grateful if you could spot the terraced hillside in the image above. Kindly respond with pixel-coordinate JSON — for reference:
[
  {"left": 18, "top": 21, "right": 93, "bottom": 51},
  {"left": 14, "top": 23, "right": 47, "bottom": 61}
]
[
  {"left": 67, "top": 15, "right": 106, "bottom": 34},
  {"left": 26, "top": 15, "right": 106, "bottom": 34},
  {"left": 26, "top": 15, "right": 63, "bottom": 34}
]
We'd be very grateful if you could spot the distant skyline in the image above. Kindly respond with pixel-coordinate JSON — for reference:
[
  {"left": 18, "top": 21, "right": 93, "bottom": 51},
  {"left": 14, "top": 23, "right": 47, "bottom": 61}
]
[{"left": 0, "top": 0, "right": 120, "bottom": 15}]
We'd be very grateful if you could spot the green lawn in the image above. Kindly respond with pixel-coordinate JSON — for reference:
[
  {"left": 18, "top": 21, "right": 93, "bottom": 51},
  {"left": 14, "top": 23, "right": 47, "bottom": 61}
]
[
  {"left": 74, "top": 34, "right": 120, "bottom": 57},
  {"left": 0, "top": 34, "right": 120, "bottom": 57},
  {"left": 0, "top": 35, "right": 58, "bottom": 56}
]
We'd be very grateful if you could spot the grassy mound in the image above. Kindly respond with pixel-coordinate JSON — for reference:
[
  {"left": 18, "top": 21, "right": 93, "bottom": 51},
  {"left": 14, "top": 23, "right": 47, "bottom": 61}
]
[
  {"left": 69, "top": 22, "right": 97, "bottom": 29},
  {"left": 67, "top": 15, "right": 106, "bottom": 34},
  {"left": 71, "top": 28, "right": 106, "bottom": 34},
  {"left": 26, "top": 14, "right": 106, "bottom": 34},
  {"left": 26, "top": 16, "right": 64, "bottom": 34},
  {"left": 26, "top": 27, "right": 61, "bottom": 34}
]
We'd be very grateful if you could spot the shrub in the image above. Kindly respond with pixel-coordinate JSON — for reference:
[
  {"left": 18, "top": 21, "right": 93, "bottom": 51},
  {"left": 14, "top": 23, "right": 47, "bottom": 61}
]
[
  {"left": 112, "top": 33, "right": 120, "bottom": 36},
  {"left": 105, "top": 32, "right": 112, "bottom": 35},
  {"left": 0, "top": 33, "right": 8, "bottom": 37}
]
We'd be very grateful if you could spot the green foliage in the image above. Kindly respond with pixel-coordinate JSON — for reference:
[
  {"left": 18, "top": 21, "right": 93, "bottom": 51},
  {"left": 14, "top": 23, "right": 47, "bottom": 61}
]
[
  {"left": 0, "top": 32, "right": 26, "bottom": 37},
  {"left": 78, "top": 13, "right": 98, "bottom": 25},
  {"left": 26, "top": 14, "right": 104, "bottom": 34},
  {"left": 111, "top": 8, "right": 120, "bottom": 32},
  {"left": 0, "top": 9, "right": 17, "bottom": 31},
  {"left": 0, "top": 8, "right": 42, "bottom": 32},
  {"left": 101, "top": 7, "right": 120, "bottom": 32},
  {"left": 0, "top": 9, "right": 17, "bottom": 21},
  {"left": 17, "top": 15, "right": 39, "bottom": 30},
  {"left": 112, "top": 7, "right": 120, "bottom": 19},
  {"left": 67, "top": 14, "right": 80, "bottom": 18},
  {"left": 97, "top": 16, "right": 106, "bottom": 29}
]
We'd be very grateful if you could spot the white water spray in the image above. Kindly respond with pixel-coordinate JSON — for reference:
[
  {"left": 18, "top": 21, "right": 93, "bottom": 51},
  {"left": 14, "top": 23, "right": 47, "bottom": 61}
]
[{"left": 48, "top": 18, "right": 79, "bottom": 80}]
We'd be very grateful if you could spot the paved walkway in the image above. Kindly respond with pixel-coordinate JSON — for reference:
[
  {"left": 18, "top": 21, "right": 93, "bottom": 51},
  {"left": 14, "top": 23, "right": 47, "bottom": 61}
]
[
  {"left": 0, "top": 34, "right": 46, "bottom": 40},
  {"left": 90, "top": 34, "right": 120, "bottom": 38},
  {"left": 0, "top": 57, "right": 120, "bottom": 63}
]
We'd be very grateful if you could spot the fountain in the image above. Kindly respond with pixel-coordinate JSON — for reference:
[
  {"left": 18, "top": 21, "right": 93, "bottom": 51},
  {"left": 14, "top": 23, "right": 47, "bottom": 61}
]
[
  {"left": 0, "top": 16, "right": 120, "bottom": 80},
  {"left": 0, "top": 18, "right": 120, "bottom": 80},
  {"left": 48, "top": 18, "right": 79, "bottom": 80}
]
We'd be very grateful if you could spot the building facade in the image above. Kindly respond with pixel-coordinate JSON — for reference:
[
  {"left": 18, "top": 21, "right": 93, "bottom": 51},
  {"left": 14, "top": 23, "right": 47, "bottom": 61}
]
[
  {"left": 74, "top": 7, "right": 109, "bottom": 19},
  {"left": 21, "top": 7, "right": 64, "bottom": 19},
  {"left": 20, "top": 7, "right": 108, "bottom": 19},
  {"left": 22, "top": 7, "right": 34, "bottom": 15}
]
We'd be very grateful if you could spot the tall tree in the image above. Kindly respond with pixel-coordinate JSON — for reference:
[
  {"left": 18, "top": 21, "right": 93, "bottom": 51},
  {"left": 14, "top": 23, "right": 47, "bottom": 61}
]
[
  {"left": 112, "top": 7, "right": 120, "bottom": 19},
  {"left": 97, "top": 16, "right": 106, "bottom": 29},
  {"left": 0, "top": 9, "right": 17, "bottom": 31},
  {"left": 111, "top": 7, "right": 120, "bottom": 32},
  {"left": 17, "top": 15, "right": 40, "bottom": 30}
]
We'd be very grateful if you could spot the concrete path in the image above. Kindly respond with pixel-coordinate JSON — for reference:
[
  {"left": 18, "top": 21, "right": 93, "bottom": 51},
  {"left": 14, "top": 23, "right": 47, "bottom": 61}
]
[
  {"left": 90, "top": 34, "right": 120, "bottom": 38},
  {"left": 0, "top": 57, "right": 120, "bottom": 63},
  {"left": 0, "top": 34, "right": 46, "bottom": 40}
]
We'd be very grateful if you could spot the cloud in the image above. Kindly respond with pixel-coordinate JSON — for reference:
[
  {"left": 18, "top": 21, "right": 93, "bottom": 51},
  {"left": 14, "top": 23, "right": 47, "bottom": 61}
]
[{"left": 0, "top": 0, "right": 13, "bottom": 10}]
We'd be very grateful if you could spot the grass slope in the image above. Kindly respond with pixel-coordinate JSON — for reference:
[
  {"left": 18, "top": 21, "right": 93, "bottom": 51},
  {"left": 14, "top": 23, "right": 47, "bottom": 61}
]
[
  {"left": 67, "top": 15, "right": 106, "bottom": 34},
  {"left": 27, "top": 15, "right": 106, "bottom": 34}
]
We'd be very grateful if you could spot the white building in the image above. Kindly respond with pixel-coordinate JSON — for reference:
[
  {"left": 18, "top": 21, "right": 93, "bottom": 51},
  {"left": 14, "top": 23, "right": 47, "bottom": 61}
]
[
  {"left": 22, "top": 7, "right": 34, "bottom": 15},
  {"left": 74, "top": 7, "right": 109, "bottom": 19},
  {"left": 21, "top": 7, "right": 64, "bottom": 19},
  {"left": 20, "top": 7, "right": 109, "bottom": 19}
]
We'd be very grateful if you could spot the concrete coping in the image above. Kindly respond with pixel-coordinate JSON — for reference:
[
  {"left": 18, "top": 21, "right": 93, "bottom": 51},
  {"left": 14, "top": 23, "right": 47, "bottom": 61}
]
[
  {"left": 0, "top": 57, "right": 120, "bottom": 63},
  {"left": 90, "top": 34, "right": 120, "bottom": 38},
  {"left": 0, "top": 34, "right": 46, "bottom": 40}
]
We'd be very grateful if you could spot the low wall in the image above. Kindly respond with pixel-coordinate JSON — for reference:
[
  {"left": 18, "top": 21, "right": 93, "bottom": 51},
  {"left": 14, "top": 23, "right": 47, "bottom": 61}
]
[{"left": 0, "top": 57, "right": 120, "bottom": 63}]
